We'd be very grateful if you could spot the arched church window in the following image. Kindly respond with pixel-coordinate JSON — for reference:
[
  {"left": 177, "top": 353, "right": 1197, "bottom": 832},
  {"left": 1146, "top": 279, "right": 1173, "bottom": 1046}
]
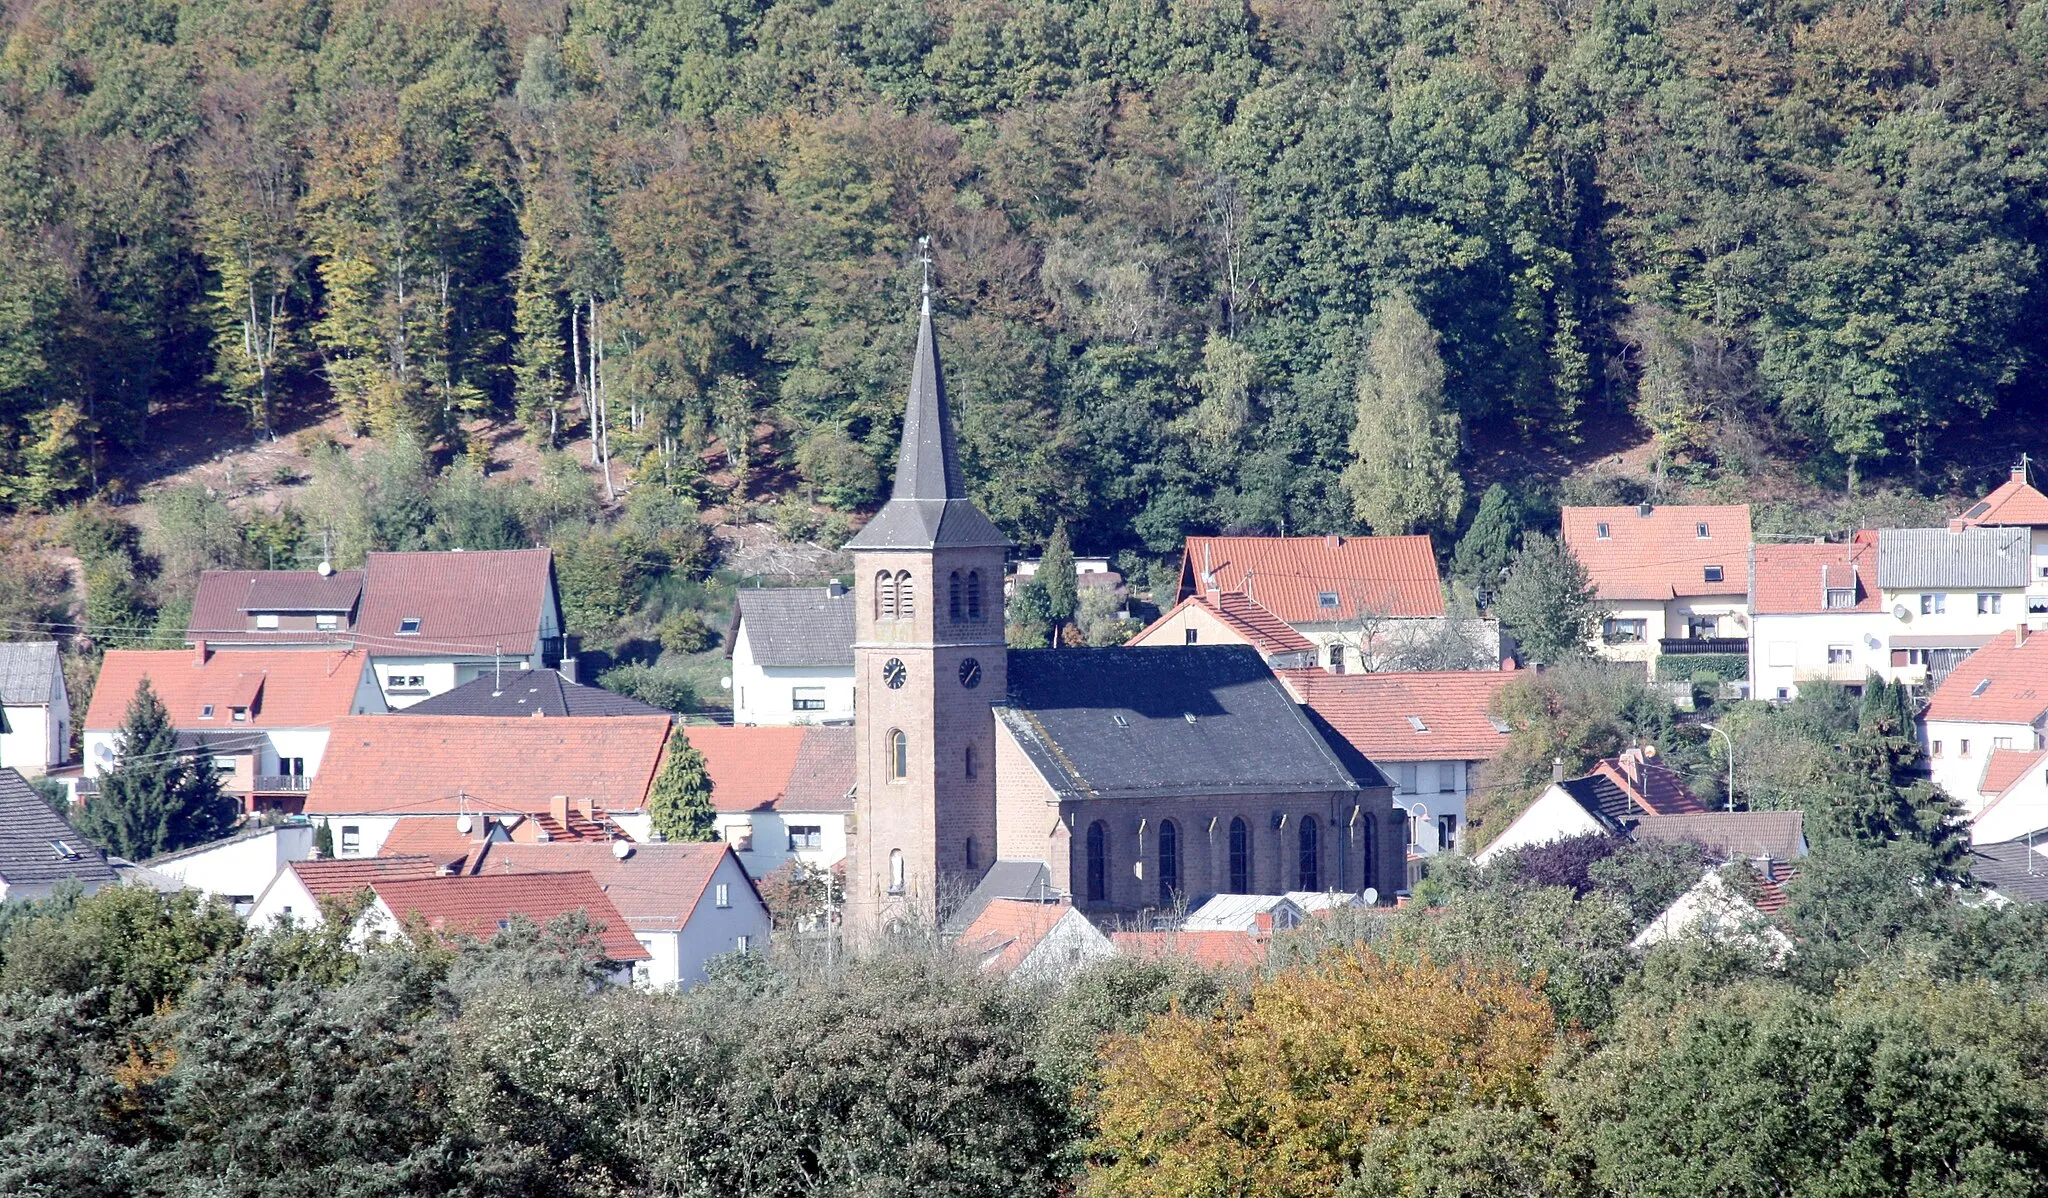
[
  {"left": 1158, "top": 819, "right": 1180, "bottom": 907},
  {"left": 1228, "top": 817, "right": 1251, "bottom": 892},
  {"left": 1361, "top": 814, "right": 1376, "bottom": 894},
  {"left": 888, "top": 729, "right": 908, "bottom": 780},
  {"left": 1299, "top": 816, "right": 1320, "bottom": 892},
  {"left": 949, "top": 571, "right": 963, "bottom": 620},
  {"left": 889, "top": 848, "right": 905, "bottom": 894},
  {"left": 967, "top": 571, "right": 984, "bottom": 620},
  {"left": 896, "top": 571, "right": 914, "bottom": 619},
  {"left": 965, "top": 837, "right": 978, "bottom": 870},
  {"left": 877, "top": 572, "right": 896, "bottom": 621},
  {"left": 964, "top": 743, "right": 977, "bottom": 778},
  {"left": 1086, "top": 821, "right": 1109, "bottom": 903}
]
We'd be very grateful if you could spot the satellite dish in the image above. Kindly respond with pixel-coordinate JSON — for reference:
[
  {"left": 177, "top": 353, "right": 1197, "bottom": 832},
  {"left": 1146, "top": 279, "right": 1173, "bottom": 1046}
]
[
  {"left": 317, "top": 560, "right": 333, "bottom": 577},
  {"left": 611, "top": 839, "right": 632, "bottom": 860},
  {"left": 1362, "top": 887, "right": 1380, "bottom": 906},
  {"left": 455, "top": 813, "right": 474, "bottom": 835},
  {"left": 719, "top": 676, "right": 733, "bottom": 691},
  {"left": 1894, "top": 604, "right": 1911, "bottom": 622}
]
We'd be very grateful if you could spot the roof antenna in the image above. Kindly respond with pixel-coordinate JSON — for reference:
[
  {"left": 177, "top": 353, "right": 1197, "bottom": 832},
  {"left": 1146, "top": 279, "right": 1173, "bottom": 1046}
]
[{"left": 918, "top": 236, "right": 932, "bottom": 316}]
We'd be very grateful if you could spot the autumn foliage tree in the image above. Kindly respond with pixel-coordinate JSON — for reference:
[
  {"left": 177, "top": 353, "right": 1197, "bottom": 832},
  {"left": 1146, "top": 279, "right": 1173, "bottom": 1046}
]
[{"left": 1084, "top": 950, "right": 1556, "bottom": 1198}]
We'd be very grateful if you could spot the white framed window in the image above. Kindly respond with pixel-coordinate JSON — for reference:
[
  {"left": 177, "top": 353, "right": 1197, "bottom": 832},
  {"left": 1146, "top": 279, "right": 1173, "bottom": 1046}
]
[
  {"left": 1776, "top": 688, "right": 1791, "bottom": 700},
  {"left": 1961, "top": 739, "right": 1972, "bottom": 757},
  {"left": 1824, "top": 588, "right": 1856, "bottom": 609},
  {"left": 714, "top": 883, "right": 730, "bottom": 908},
  {"left": 788, "top": 825, "right": 823, "bottom": 850},
  {"left": 340, "top": 825, "right": 360, "bottom": 853},
  {"left": 737, "top": 935, "right": 752, "bottom": 952},
  {"left": 1603, "top": 618, "right": 1646, "bottom": 644},
  {"left": 211, "top": 756, "right": 236, "bottom": 770},
  {"left": 1596, "top": 522, "right": 1610, "bottom": 539},
  {"left": 230, "top": 707, "right": 249, "bottom": 722},
  {"left": 1932, "top": 740, "right": 1943, "bottom": 758},
  {"left": 1696, "top": 522, "right": 1711, "bottom": 539},
  {"left": 255, "top": 613, "right": 280, "bottom": 629},
  {"left": 1921, "top": 593, "right": 1946, "bottom": 615},
  {"left": 1183, "top": 628, "right": 1197, "bottom": 645},
  {"left": 1995, "top": 737, "right": 2015, "bottom": 750},
  {"left": 1827, "top": 645, "right": 1853, "bottom": 664},
  {"left": 792, "top": 687, "right": 826, "bottom": 711},
  {"left": 1703, "top": 565, "right": 1725, "bottom": 583},
  {"left": 200, "top": 703, "right": 215, "bottom": 719},
  {"left": 1978, "top": 593, "right": 2002, "bottom": 615},
  {"left": 398, "top": 617, "right": 422, "bottom": 635},
  {"left": 316, "top": 614, "right": 339, "bottom": 631}
]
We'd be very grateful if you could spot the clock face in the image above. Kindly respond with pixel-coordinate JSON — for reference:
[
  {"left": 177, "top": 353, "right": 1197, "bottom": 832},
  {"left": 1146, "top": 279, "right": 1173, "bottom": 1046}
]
[
  {"left": 883, "top": 658, "right": 908, "bottom": 689},
  {"left": 958, "top": 657, "right": 982, "bottom": 689}
]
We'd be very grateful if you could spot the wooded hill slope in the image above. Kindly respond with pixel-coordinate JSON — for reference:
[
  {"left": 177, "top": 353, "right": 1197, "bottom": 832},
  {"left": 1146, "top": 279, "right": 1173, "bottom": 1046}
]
[{"left": 2, "top": 0, "right": 2045, "bottom": 552}]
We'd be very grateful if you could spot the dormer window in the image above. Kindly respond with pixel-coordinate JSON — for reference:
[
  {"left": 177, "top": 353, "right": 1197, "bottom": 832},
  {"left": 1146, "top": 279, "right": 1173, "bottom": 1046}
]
[
  {"left": 1824, "top": 587, "right": 1855, "bottom": 609},
  {"left": 1696, "top": 522, "right": 1711, "bottom": 539},
  {"left": 1596, "top": 522, "right": 1610, "bottom": 539},
  {"left": 398, "top": 617, "right": 422, "bottom": 635},
  {"left": 1703, "top": 565, "right": 1725, "bottom": 583},
  {"left": 255, "top": 613, "right": 279, "bottom": 629},
  {"left": 230, "top": 707, "right": 249, "bottom": 722},
  {"left": 1317, "top": 592, "right": 1339, "bottom": 610},
  {"left": 316, "top": 615, "right": 339, "bottom": 631},
  {"left": 200, "top": 704, "right": 215, "bottom": 720}
]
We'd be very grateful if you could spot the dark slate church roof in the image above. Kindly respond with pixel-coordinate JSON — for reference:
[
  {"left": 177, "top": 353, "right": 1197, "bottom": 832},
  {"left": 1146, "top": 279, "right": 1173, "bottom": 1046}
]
[
  {"left": 995, "top": 645, "right": 1381, "bottom": 801},
  {"left": 401, "top": 669, "right": 671, "bottom": 717},
  {"left": 0, "top": 768, "right": 117, "bottom": 892},
  {"left": 844, "top": 296, "right": 1007, "bottom": 552},
  {"left": 726, "top": 587, "right": 856, "bottom": 667}
]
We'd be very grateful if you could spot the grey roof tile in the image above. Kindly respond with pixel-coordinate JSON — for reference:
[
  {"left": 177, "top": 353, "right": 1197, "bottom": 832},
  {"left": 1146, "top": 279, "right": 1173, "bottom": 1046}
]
[
  {"left": 0, "top": 642, "right": 59, "bottom": 705},
  {"left": 729, "top": 588, "right": 856, "bottom": 668},
  {"left": 1633, "top": 811, "right": 1808, "bottom": 862},
  {"left": 0, "top": 768, "right": 117, "bottom": 891},
  {"left": 1971, "top": 839, "right": 2048, "bottom": 904},
  {"left": 996, "top": 645, "right": 1375, "bottom": 801},
  {"left": 1876, "top": 527, "right": 2029, "bottom": 590},
  {"left": 944, "top": 860, "right": 1056, "bottom": 934},
  {"left": 400, "top": 670, "right": 670, "bottom": 717}
]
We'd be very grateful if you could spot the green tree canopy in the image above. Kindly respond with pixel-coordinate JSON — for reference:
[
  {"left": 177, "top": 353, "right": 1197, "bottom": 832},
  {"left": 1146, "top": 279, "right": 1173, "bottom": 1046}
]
[
  {"left": 648, "top": 726, "right": 716, "bottom": 842},
  {"left": 75, "top": 678, "right": 237, "bottom": 860},
  {"left": 1341, "top": 292, "right": 1465, "bottom": 536},
  {"left": 1494, "top": 533, "right": 1606, "bottom": 666}
]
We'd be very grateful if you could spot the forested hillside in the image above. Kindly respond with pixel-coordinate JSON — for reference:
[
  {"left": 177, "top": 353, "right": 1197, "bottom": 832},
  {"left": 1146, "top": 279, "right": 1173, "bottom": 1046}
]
[{"left": 2, "top": 0, "right": 2045, "bottom": 550}]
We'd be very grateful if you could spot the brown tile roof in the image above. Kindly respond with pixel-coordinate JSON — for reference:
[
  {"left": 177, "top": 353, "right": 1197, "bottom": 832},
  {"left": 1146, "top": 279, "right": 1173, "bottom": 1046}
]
[
  {"left": 1632, "top": 811, "right": 1807, "bottom": 862},
  {"left": 85, "top": 648, "right": 366, "bottom": 730},
  {"left": 1280, "top": 669, "right": 1517, "bottom": 762},
  {"left": 1752, "top": 872, "right": 1793, "bottom": 915},
  {"left": 472, "top": 840, "right": 740, "bottom": 932},
  {"left": 357, "top": 549, "right": 556, "bottom": 654},
  {"left": 1137, "top": 592, "right": 1317, "bottom": 655},
  {"left": 1561, "top": 504, "right": 1751, "bottom": 601},
  {"left": 1110, "top": 929, "right": 1269, "bottom": 970},
  {"left": 369, "top": 871, "right": 650, "bottom": 961},
  {"left": 683, "top": 725, "right": 858, "bottom": 813},
  {"left": 1982, "top": 747, "right": 2048, "bottom": 798},
  {"left": 1925, "top": 630, "right": 2048, "bottom": 725},
  {"left": 289, "top": 855, "right": 443, "bottom": 899},
  {"left": 376, "top": 818, "right": 498, "bottom": 873},
  {"left": 189, "top": 569, "right": 363, "bottom": 643},
  {"left": 1955, "top": 467, "right": 2048, "bottom": 529},
  {"left": 1750, "top": 534, "right": 1880, "bottom": 615},
  {"left": 957, "top": 899, "right": 1071, "bottom": 973},
  {"left": 1178, "top": 535, "right": 1444, "bottom": 622},
  {"left": 1593, "top": 751, "right": 1707, "bottom": 816},
  {"left": 304, "top": 714, "right": 672, "bottom": 815}
]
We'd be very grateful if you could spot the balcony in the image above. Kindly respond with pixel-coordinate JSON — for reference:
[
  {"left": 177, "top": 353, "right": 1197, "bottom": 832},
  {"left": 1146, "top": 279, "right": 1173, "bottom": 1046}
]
[
  {"left": 1659, "top": 637, "right": 1749, "bottom": 655},
  {"left": 251, "top": 774, "right": 312, "bottom": 793}
]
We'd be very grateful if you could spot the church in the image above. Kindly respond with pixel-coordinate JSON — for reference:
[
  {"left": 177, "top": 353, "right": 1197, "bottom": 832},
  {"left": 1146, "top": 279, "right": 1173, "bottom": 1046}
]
[{"left": 844, "top": 285, "right": 1400, "bottom": 937}]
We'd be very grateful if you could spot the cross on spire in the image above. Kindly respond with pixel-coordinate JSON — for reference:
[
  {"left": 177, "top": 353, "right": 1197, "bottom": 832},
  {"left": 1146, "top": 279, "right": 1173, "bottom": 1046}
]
[{"left": 918, "top": 235, "right": 932, "bottom": 315}]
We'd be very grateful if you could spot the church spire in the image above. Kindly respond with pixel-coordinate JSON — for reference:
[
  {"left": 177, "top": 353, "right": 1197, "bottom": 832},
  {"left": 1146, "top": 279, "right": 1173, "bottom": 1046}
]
[{"left": 843, "top": 239, "right": 1007, "bottom": 552}]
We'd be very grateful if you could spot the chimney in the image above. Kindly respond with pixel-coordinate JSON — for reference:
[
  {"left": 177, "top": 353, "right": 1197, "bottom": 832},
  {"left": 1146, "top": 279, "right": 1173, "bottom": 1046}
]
[
  {"left": 1637, "top": 503, "right": 1654, "bottom": 518},
  {"left": 1324, "top": 534, "right": 1342, "bottom": 548},
  {"left": 1552, "top": 757, "right": 1565, "bottom": 784},
  {"left": 557, "top": 655, "right": 578, "bottom": 685},
  {"left": 827, "top": 578, "right": 846, "bottom": 598},
  {"left": 194, "top": 638, "right": 210, "bottom": 666},
  {"left": 550, "top": 794, "right": 570, "bottom": 825},
  {"left": 2019, "top": 624, "right": 2031, "bottom": 649},
  {"left": 1253, "top": 911, "right": 1274, "bottom": 934},
  {"left": 1201, "top": 544, "right": 1218, "bottom": 595}
]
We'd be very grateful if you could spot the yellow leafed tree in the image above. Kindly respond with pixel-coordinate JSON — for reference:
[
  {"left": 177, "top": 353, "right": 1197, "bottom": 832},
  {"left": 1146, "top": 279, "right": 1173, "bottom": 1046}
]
[{"left": 1085, "top": 949, "right": 1555, "bottom": 1198}]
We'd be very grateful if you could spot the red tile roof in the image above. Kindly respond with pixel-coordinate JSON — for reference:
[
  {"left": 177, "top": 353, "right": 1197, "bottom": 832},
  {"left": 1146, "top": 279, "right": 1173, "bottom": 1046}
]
[
  {"left": 1178, "top": 535, "right": 1444, "bottom": 622},
  {"left": 1595, "top": 750, "right": 1707, "bottom": 816},
  {"left": 305, "top": 714, "right": 673, "bottom": 815},
  {"left": 1750, "top": 535, "right": 1880, "bottom": 615},
  {"left": 369, "top": 871, "right": 649, "bottom": 960},
  {"left": 957, "top": 899, "right": 1072, "bottom": 973},
  {"left": 683, "top": 725, "right": 858, "bottom": 813},
  {"left": 1280, "top": 669, "right": 1518, "bottom": 762},
  {"left": 1110, "top": 929, "right": 1269, "bottom": 969},
  {"left": 289, "top": 855, "right": 443, "bottom": 899},
  {"left": 1752, "top": 873, "right": 1793, "bottom": 915},
  {"left": 1955, "top": 467, "right": 2048, "bottom": 529},
  {"left": 1561, "top": 505, "right": 1751, "bottom": 601},
  {"left": 1926, "top": 630, "right": 2048, "bottom": 725},
  {"left": 356, "top": 549, "right": 557, "bottom": 654},
  {"left": 189, "top": 569, "right": 363, "bottom": 643},
  {"left": 1135, "top": 592, "right": 1317, "bottom": 655},
  {"left": 85, "top": 648, "right": 366, "bottom": 730},
  {"left": 1981, "top": 747, "right": 2048, "bottom": 798},
  {"left": 472, "top": 841, "right": 742, "bottom": 931},
  {"left": 377, "top": 818, "right": 497, "bottom": 872}
]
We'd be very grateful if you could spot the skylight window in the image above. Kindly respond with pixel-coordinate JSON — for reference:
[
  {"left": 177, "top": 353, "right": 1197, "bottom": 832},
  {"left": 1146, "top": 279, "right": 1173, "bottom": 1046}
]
[
  {"left": 200, "top": 704, "right": 215, "bottom": 720},
  {"left": 1696, "top": 522, "right": 1711, "bottom": 538},
  {"left": 1973, "top": 678, "right": 1992, "bottom": 697},
  {"left": 1111, "top": 714, "right": 1129, "bottom": 728},
  {"left": 1487, "top": 716, "right": 1513, "bottom": 734},
  {"left": 1317, "top": 592, "right": 1339, "bottom": 609},
  {"left": 397, "top": 617, "right": 422, "bottom": 635},
  {"left": 1596, "top": 522, "right": 1610, "bottom": 539},
  {"left": 1406, "top": 715, "right": 1428, "bottom": 732},
  {"left": 1703, "top": 565, "right": 1725, "bottom": 583}
]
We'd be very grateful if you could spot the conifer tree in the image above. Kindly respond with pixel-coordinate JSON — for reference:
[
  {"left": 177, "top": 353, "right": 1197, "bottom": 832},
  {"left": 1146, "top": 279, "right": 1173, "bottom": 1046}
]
[
  {"left": 1039, "top": 521, "right": 1077, "bottom": 648},
  {"left": 1341, "top": 292, "right": 1465, "bottom": 535},
  {"left": 77, "top": 678, "right": 237, "bottom": 860},
  {"left": 649, "top": 726, "right": 717, "bottom": 842},
  {"left": 1451, "top": 484, "right": 1523, "bottom": 591}
]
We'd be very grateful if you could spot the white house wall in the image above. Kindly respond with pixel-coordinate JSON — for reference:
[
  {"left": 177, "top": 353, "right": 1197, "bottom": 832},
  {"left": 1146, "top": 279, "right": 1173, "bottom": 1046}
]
[
  {"left": 1382, "top": 759, "right": 1471, "bottom": 855},
  {"left": 1, "top": 703, "right": 59, "bottom": 776},
  {"left": 149, "top": 825, "right": 315, "bottom": 906},
  {"left": 1012, "top": 909, "right": 1117, "bottom": 984},
  {"left": 717, "top": 809, "right": 850, "bottom": 877},
  {"left": 730, "top": 625, "right": 855, "bottom": 726},
  {"left": 1751, "top": 610, "right": 1891, "bottom": 701},
  {"left": 673, "top": 853, "right": 771, "bottom": 988},
  {"left": 1972, "top": 767, "right": 2048, "bottom": 845},
  {"left": 1473, "top": 785, "right": 1611, "bottom": 865},
  {"left": 247, "top": 869, "right": 324, "bottom": 929},
  {"left": 1924, "top": 719, "right": 2044, "bottom": 814}
]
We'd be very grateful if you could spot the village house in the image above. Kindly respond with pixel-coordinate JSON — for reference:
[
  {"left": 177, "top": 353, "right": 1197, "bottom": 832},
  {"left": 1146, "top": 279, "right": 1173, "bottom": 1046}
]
[
  {"left": 84, "top": 646, "right": 368, "bottom": 813},
  {"left": 725, "top": 584, "right": 856, "bottom": 725},
  {"left": 187, "top": 566, "right": 365, "bottom": 647},
  {"left": 1474, "top": 747, "right": 1710, "bottom": 864},
  {"left": 1175, "top": 534, "right": 1477, "bottom": 673},
  {"left": 1631, "top": 867, "right": 1794, "bottom": 962},
  {"left": 1563, "top": 503, "right": 1753, "bottom": 676},
  {"left": 1749, "top": 535, "right": 1882, "bottom": 702},
  {"left": 466, "top": 841, "right": 769, "bottom": 989},
  {"left": 1921, "top": 628, "right": 2048, "bottom": 821},
  {"left": 142, "top": 823, "right": 317, "bottom": 911},
  {"left": 1281, "top": 669, "right": 1518, "bottom": 862},
  {"left": 685, "top": 724, "right": 855, "bottom": 878},
  {"left": 1965, "top": 749, "right": 2048, "bottom": 846},
  {"left": 351, "top": 870, "right": 652, "bottom": 984},
  {"left": 0, "top": 767, "right": 116, "bottom": 902},
  {"left": 247, "top": 854, "right": 445, "bottom": 928},
  {"left": 840, "top": 293, "right": 1402, "bottom": 938},
  {"left": 954, "top": 898, "right": 1116, "bottom": 983},
  {"left": 1873, "top": 526, "right": 2032, "bottom": 691},
  {"left": 1950, "top": 460, "right": 2048, "bottom": 616},
  {"left": 1127, "top": 590, "right": 1318, "bottom": 666},
  {"left": 303, "top": 713, "right": 673, "bottom": 856},
  {"left": 399, "top": 668, "right": 669, "bottom": 717},
  {"left": 349, "top": 549, "right": 568, "bottom": 710},
  {"left": 0, "top": 641, "right": 69, "bottom": 777}
]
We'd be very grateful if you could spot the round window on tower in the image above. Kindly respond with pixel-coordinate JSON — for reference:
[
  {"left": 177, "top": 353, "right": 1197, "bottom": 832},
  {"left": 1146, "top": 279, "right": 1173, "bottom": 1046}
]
[
  {"left": 958, "top": 657, "right": 982, "bottom": 689},
  {"left": 883, "top": 658, "right": 908, "bottom": 689}
]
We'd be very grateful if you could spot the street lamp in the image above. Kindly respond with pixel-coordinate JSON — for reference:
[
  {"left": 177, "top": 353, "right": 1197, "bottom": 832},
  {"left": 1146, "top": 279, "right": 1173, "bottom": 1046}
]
[{"left": 1703, "top": 724, "right": 1735, "bottom": 811}]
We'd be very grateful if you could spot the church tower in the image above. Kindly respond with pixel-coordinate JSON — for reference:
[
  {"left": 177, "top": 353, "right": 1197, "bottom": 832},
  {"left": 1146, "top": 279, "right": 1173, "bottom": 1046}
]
[{"left": 844, "top": 270, "right": 1008, "bottom": 938}]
